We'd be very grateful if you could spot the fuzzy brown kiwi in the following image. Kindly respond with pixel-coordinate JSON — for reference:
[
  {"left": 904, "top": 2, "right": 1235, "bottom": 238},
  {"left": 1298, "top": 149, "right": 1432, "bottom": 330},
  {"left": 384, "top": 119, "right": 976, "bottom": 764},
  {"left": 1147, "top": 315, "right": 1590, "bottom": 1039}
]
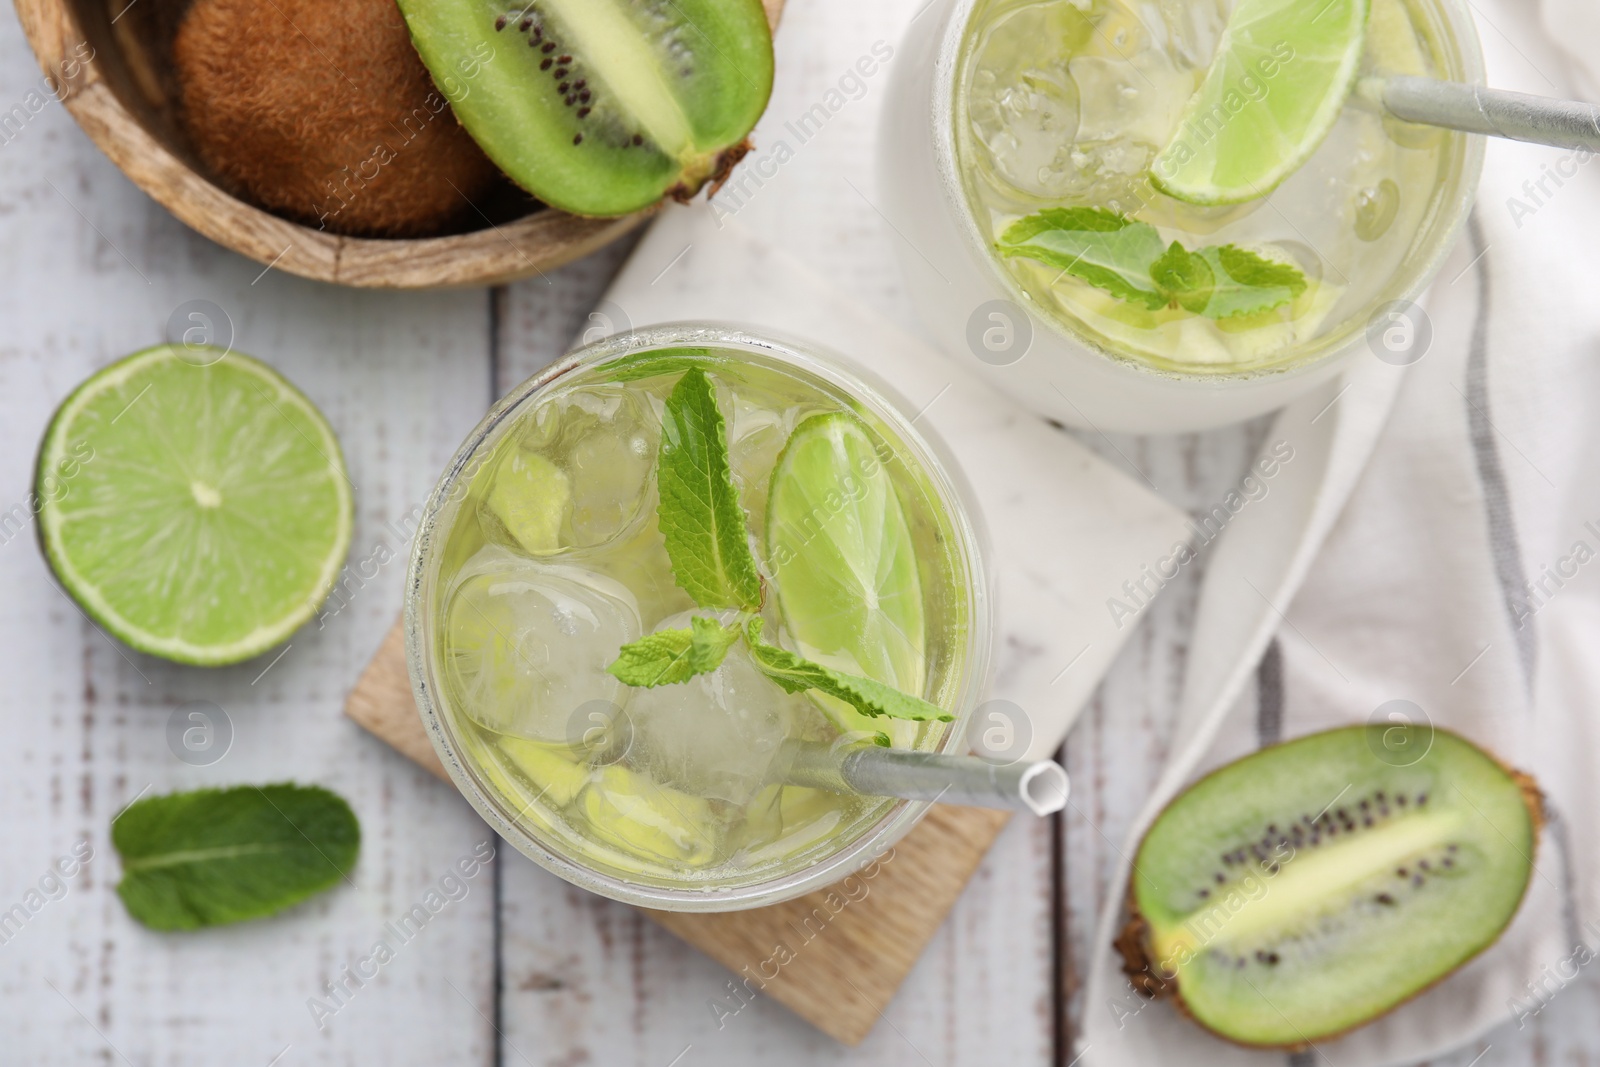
[{"left": 172, "top": 0, "right": 502, "bottom": 237}]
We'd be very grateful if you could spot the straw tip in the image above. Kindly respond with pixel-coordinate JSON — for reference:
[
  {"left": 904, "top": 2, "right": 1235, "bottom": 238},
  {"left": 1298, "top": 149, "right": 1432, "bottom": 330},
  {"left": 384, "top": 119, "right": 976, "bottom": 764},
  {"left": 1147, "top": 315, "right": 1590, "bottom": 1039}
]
[{"left": 1019, "top": 761, "right": 1070, "bottom": 816}]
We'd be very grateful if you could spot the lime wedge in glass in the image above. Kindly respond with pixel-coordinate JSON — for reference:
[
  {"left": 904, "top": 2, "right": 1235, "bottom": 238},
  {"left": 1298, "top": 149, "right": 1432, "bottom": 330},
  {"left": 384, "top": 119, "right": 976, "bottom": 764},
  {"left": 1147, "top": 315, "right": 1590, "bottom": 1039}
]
[
  {"left": 486, "top": 448, "right": 571, "bottom": 554},
  {"left": 36, "top": 344, "right": 353, "bottom": 666},
  {"left": 496, "top": 737, "right": 590, "bottom": 808},
  {"left": 582, "top": 764, "right": 716, "bottom": 867},
  {"left": 765, "top": 412, "right": 926, "bottom": 741},
  {"left": 1151, "top": 0, "right": 1370, "bottom": 205}
]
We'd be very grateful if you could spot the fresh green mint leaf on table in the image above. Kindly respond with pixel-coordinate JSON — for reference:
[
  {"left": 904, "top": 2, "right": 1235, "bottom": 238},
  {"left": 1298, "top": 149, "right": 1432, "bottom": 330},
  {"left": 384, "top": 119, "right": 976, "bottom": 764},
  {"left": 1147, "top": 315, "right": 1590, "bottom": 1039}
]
[
  {"left": 997, "top": 207, "right": 1307, "bottom": 319},
  {"left": 112, "top": 783, "right": 359, "bottom": 931},
  {"left": 657, "top": 367, "right": 764, "bottom": 611},
  {"left": 608, "top": 615, "right": 742, "bottom": 686},
  {"left": 744, "top": 619, "right": 953, "bottom": 723}
]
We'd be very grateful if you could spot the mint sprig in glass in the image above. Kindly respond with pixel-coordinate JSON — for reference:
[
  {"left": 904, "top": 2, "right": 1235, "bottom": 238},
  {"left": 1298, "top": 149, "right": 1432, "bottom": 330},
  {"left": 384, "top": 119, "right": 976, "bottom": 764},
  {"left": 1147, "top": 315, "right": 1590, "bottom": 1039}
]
[
  {"left": 405, "top": 326, "right": 990, "bottom": 910},
  {"left": 606, "top": 366, "right": 952, "bottom": 736}
]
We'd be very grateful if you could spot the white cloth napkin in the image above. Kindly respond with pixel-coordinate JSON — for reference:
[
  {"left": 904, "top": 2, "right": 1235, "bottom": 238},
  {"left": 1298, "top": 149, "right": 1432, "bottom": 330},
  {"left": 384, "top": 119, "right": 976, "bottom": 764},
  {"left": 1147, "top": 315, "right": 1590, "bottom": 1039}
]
[
  {"left": 587, "top": 205, "right": 1192, "bottom": 761},
  {"left": 1081, "top": 1, "right": 1600, "bottom": 1063}
]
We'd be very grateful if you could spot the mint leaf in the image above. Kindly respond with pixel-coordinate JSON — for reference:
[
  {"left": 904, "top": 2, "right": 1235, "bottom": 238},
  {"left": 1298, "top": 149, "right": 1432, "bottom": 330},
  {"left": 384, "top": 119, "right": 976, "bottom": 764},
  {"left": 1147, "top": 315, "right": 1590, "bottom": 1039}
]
[
  {"left": 689, "top": 615, "right": 742, "bottom": 669},
  {"left": 112, "top": 784, "right": 359, "bottom": 931},
  {"left": 608, "top": 629, "right": 698, "bottom": 686},
  {"left": 1192, "top": 245, "right": 1308, "bottom": 319},
  {"left": 657, "top": 368, "right": 764, "bottom": 610},
  {"left": 608, "top": 616, "right": 741, "bottom": 686},
  {"left": 744, "top": 620, "right": 952, "bottom": 723},
  {"left": 996, "top": 208, "right": 1167, "bottom": 310},
  {"left": 599, "top": 346, "right": 724, "bottom": 383},
  {"left": 1150, "top": 241, "right": 1214, "bottom": 314},
  {"left": 997, "top": 209, "right": 1307, "bottom": 319}
]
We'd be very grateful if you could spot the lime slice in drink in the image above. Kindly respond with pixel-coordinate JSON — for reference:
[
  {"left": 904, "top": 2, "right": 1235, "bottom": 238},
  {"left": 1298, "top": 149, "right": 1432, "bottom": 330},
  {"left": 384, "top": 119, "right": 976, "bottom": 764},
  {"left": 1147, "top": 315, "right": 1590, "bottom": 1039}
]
[
  {"left": 486, "top": 449, "right": 571, "bottom": 554},
  {"left": 765, "top": 413, "right": 926, "bottom": 741},
  {"left": 496, "top": 737, "right": 590, "bottom": 808},
  {"left": 36, "top": 344, "right": 352, "bottom": 666},
  {"left": 1150, "top": 0, "right": 1370, "bottom": 205},
  {"left": 582, "top": 764, "right": 716, "bottom": 867}
]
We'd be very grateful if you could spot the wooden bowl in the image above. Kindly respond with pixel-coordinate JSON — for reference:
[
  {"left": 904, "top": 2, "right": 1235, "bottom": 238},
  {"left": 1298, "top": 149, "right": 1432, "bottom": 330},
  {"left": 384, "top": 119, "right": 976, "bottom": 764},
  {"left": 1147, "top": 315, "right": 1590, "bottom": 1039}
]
[{"left": 13, "top": 0, "right": 658, "bottom": 288}]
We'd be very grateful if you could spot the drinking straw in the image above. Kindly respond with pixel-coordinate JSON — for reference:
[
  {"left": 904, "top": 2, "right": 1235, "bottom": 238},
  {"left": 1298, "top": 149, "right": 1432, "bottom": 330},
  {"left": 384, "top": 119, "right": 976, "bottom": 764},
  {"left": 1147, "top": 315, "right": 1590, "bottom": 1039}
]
[
  {"left": 1371, "top": 76, "right": 1600, "bottom": 152},
  {"left": 781, "top": 741, "right": 1070, "bottom": 816}
]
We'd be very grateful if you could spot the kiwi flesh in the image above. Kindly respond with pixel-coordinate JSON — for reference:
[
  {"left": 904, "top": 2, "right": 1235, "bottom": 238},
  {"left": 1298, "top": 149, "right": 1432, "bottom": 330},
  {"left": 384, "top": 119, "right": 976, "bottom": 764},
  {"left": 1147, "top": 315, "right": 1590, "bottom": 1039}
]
[
  {"left": 397, "top": 0, "right": 774, "bottom": 218},
  {"left": 172, "top": 0, "right": 502, "bottom": 237},
  {"left": 1117, "top": 726, "right": 1541, "bottom": 1048}
]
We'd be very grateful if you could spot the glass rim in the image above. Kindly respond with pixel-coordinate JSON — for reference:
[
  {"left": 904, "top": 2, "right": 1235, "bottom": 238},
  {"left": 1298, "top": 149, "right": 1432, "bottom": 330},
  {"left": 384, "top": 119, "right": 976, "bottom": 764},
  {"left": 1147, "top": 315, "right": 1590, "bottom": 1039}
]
[
  {"left": 931, "top": 0, "right": 1488, "bottom": 382},
  {"left": 403, "top": 321, "right": 995, "bottom": 912}
]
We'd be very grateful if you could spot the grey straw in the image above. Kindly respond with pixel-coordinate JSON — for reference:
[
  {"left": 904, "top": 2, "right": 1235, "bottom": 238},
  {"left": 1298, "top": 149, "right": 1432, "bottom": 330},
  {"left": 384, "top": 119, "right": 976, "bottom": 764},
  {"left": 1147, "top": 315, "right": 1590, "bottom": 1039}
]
[
  {"left": 781, "top": 741, "right": 1070, "bottom": 816},
  {"left": 1374, "top": 76, "right": 1600, "bottom": 152}
]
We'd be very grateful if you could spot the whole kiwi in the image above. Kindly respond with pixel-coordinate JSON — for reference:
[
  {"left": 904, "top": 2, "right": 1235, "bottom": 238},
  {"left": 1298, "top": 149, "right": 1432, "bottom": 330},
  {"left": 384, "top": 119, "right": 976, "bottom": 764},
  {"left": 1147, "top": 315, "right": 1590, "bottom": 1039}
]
[{"left": 172, "top": 0, "right": 502, "bottom": 237}]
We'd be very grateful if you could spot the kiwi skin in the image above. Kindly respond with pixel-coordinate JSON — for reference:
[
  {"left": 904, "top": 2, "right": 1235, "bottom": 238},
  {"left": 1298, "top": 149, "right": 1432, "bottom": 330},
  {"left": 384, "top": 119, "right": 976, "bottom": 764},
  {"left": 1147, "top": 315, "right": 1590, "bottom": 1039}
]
[
  {"left": 1115, "top": 727, "right": 1545, "bottom": 1050},
  {"left": 172, "top": 0, "right": 502, "bottom": 238}
]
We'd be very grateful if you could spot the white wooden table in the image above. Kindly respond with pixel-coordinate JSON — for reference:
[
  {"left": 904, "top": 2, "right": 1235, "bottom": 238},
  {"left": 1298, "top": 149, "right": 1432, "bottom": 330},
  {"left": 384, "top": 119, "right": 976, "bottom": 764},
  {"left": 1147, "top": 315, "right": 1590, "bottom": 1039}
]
[{"left": 0, "top": 0, "right": 1594, "bottom": 1062}]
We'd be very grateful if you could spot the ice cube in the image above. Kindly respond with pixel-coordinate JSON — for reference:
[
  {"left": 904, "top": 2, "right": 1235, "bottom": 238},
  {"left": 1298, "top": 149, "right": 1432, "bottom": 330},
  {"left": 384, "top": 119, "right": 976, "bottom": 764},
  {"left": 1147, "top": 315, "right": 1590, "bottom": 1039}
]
[
  {"left": 624, "top": 612, "right": 804, "bottom": 806},
  {"left": 583, "top": 509, "right": 694, "bottom": 630},
  {"left": 727, "top": 393, "right": 789, "bottom": 537},
  {"left": 489, "top": 382, "right": 657, "bottom": 554},
  {"left": 566, "top": 415, "right": 655, "bottom": 546},
  {"left": 1068, "top": 53, "right": 1189, "bottom": 154},
  {"left": 960, "top": 12, "right": 1088, "bottom": 199},
  {"left": 481, "top": 448, "right": 571, "bottom": 555},
  {"left": 444, "top": 545, "right": 641, "bottom": 743},
  {"left": 553, "top": 385, "right": 655, "bottom": 547},
  {"left": 965, "top": 0, "right": 1196, "bottom": 204}
]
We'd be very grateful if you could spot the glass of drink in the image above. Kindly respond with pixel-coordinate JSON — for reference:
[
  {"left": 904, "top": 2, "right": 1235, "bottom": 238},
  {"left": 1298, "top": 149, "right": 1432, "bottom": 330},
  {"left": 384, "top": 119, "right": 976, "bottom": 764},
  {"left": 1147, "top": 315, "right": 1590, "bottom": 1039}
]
[
  {"left": 879, "top": 0, "right": 1485, "bottom": 432},
  {"left": 405, "top": 324, "right": 991, "bottom": 910}
]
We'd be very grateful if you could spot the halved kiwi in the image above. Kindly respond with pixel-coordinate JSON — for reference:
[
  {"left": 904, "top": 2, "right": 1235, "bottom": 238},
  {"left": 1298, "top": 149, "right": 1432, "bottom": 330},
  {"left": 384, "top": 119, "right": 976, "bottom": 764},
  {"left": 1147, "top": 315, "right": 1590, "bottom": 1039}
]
[
  {"left": 1117, "top": 726, "right": 1541, "bottom": 1048},
  {"left": 397, "top": 0, "right": 775, "bottom": 217}
]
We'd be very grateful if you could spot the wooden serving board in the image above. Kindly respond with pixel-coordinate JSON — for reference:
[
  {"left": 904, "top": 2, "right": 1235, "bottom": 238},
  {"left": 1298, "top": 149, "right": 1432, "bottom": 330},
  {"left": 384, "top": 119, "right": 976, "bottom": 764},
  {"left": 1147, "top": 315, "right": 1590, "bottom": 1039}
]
[{"left": 346, "top": 619, "right": 1010, "bottom": 1045}]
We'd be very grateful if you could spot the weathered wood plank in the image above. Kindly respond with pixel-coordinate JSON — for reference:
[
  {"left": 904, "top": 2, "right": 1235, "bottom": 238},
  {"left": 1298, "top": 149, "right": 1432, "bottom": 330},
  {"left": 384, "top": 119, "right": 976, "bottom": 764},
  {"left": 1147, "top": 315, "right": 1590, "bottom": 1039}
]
[
  {"left": 496, "top": 803, "right": 1054, "bottom": 1067},
  {"left": 1054, "top": 423, "right": 1260, "bottom": 1043},
  {"left": 0, "top": 8, "right": 500, "bottom": 1060}
]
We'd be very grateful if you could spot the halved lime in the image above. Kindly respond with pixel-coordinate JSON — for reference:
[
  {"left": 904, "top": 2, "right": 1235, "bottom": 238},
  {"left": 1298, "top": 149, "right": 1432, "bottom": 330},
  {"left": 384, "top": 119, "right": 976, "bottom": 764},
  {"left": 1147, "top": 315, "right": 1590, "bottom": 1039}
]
[
  {"left": 765, "top": 413, "right": 926, "bottom": 739},
  {"left": 36, "top": 344, "right": 353, "bottom": 666},
  {"left": 1151, "top": 0, "right": 1370, "bottom": 205}
]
